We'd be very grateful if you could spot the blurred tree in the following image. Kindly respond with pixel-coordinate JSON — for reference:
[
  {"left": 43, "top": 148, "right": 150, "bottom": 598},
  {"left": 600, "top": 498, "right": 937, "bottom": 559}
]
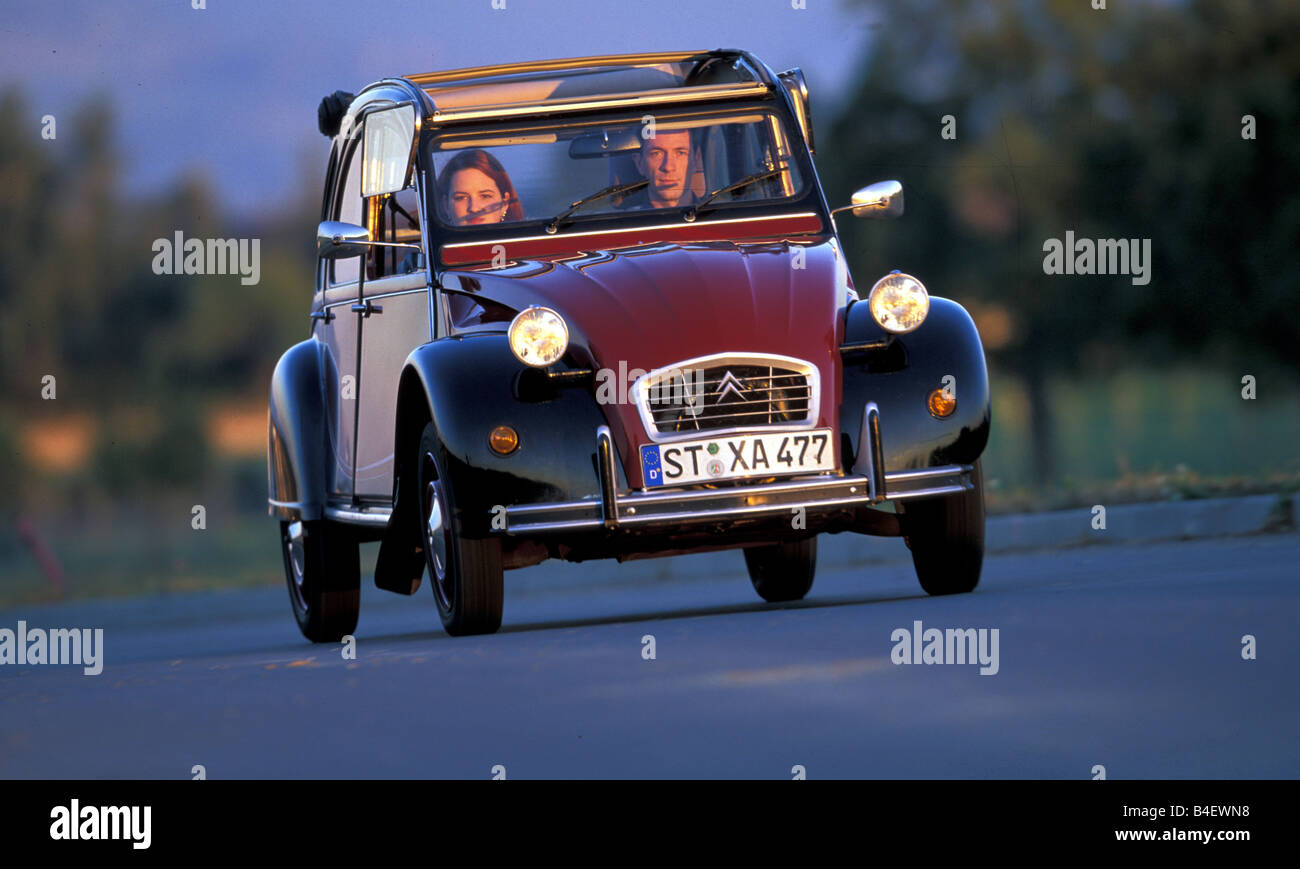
[
  {"left": 825, "top": 0, "right": 1300, "bottom": 483},
  {"left": 0, "top": 86, "right": 59, "bottom": 391},
  {"left": 0, "top": 86, "right": 320, "bottom": 513}
]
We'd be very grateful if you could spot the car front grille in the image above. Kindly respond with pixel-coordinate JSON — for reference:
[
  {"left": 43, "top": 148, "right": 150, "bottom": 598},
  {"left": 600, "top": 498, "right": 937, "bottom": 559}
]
[{"left": 636, "top": 356, "right": 817, "bottom": 438}]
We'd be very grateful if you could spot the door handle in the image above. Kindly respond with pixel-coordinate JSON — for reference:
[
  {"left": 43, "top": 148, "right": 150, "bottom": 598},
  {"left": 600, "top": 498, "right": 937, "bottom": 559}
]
[{"left": 351, "top": 301, "right": 383, "bottom": 317}]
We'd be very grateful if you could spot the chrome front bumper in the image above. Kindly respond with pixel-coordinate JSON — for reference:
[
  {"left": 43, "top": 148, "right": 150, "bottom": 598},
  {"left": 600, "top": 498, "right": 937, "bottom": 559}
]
[{"left": 502, "top": 403, "right": 973, "bottom": 535}]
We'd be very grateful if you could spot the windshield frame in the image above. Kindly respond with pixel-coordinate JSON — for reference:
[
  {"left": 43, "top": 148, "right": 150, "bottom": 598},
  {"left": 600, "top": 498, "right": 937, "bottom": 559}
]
[{"left": 420, "top": 98, "right": 825, "bottom": 261}]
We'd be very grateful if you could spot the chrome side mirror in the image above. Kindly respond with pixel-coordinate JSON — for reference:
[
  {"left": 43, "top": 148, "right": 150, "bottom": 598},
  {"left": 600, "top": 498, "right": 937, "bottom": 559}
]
[
  {"left": 317, "top": 221, "right": 371, "bottom": 259},
  {"left": 361, "top": 104, "right": 418, "bottom": 198},
  {"left": 832, "top": 180, "right": 904, "bottom": 219}
]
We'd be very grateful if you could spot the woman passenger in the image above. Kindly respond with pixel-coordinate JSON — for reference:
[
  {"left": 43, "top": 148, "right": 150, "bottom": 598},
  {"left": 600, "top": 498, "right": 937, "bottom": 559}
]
[{"left": 438, "top": 149, "right": 524, "bottom": 225}]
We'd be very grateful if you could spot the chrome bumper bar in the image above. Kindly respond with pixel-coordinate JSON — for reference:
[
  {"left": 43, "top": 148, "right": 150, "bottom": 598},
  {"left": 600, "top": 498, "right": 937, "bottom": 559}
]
[
  {"left": 324, "top": 504, "right": 392, "bottom": 528},
  {"left": 504, "top": 407, "right": 971, "bottom": 535},
  {"left": 503, "top": 464, "right": 972, "bottom": 535},
  {"left": 313, "top": 406, "right": 973, "bottom": 536}
]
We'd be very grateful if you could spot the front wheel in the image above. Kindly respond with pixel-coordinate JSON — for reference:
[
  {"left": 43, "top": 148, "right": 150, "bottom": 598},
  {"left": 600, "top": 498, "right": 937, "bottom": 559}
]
[
  {"left": 744, "top": 537, "right": 817, "bottom": 602},
  {"left": 417, "top": 422, "right": 504, "bottom": 636},
  {"left": 281, "top": 519, "right": 360, "bottom": 642},
  {"left": 898, "top": 460, "right": 985, "bottom": 595}
]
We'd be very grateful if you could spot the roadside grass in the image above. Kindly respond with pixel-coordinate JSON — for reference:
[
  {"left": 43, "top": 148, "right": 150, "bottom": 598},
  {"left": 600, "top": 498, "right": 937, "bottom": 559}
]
[
  {"left": 984, "top": 469, "right": 1300, "bottom": 515},
  {"left": 980, "top": 366, "right": 1300, "bottom": 511},
  {"left": 0, "top": 507, "right": 282, "bottom": 610}
]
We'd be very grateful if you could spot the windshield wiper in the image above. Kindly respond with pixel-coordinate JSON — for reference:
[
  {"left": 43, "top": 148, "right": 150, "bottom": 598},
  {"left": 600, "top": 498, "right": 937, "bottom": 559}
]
[
  {"left": 686, "top": 158, "right": 793, "bottom": 220},
  {"left": 545, "top": 179, "right": 650, "bottom": 234}
]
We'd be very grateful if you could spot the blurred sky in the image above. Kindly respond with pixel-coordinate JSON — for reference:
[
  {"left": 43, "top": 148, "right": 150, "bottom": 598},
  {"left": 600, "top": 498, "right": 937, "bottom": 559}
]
[{"left": 1, "top": 0, "right": 881, "bottom": 217}]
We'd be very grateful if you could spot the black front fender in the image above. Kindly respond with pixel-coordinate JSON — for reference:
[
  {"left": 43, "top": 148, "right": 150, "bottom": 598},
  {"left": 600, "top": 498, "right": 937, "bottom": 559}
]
[
  {"left": 396, "top": 334, "right": 617, "bottom": 539},
  {"left": 267, "top": 338, "right": 333, "bottom": 521},
  {"left": 839, "top": 296, "right": 991, "bottom": 471}
]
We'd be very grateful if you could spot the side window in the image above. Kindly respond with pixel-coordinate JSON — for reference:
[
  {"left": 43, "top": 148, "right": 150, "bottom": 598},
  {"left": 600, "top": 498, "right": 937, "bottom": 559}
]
[
  {"left": 331, "top": 141, "right": 363, "bottom": 286},
  {"left": 367, "top": 187, "right": 422, "bottom": 279}
]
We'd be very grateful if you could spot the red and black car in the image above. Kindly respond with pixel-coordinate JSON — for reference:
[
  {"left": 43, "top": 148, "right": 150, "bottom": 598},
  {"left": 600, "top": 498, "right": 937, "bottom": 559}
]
[{"left": 268, "top": 50, "right": 991, "bottom": 640}]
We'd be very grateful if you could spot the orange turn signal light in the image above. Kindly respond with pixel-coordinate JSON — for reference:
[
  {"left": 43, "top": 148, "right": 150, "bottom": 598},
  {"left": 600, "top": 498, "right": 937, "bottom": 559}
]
[
  {"left": 489, "top": 425, "right": 519, "bottom": 455},
  {"left": 927, "top": 389, "right": 957, "bottom": 418}
]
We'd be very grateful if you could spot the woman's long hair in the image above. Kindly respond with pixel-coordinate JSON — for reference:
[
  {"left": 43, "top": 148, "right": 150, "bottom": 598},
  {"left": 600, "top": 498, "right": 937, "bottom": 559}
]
[{"left": 436, "top": 149, "right": 524, "bottom": 221}]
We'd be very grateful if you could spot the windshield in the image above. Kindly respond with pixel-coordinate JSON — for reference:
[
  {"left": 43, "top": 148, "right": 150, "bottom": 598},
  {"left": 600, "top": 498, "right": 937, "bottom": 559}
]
[{"left": 426, "top": 106, "right": 808, "bottom": 230}]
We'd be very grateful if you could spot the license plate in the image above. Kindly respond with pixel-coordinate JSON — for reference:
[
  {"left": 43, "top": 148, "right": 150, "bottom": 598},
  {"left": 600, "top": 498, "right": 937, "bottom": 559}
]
[{"left": 640, "top": 428, "right": 834, "bottom": 487}]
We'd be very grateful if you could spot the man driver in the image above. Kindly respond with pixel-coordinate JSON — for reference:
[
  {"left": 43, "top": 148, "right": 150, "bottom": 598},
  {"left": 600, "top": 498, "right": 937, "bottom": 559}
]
[{"left": 620, "top": 128, "right": 699, "bottom": 209}]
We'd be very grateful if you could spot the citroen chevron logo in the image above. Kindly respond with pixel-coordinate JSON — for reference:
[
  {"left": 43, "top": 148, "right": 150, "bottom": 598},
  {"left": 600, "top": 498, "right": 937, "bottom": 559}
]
[{"left": 715, "top": 371, "right": 747, "bottom": 404}]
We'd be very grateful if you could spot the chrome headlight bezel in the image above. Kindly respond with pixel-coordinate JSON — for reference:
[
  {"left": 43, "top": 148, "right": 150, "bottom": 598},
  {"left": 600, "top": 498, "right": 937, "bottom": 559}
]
[
  {"left": 508, "top": 306, "right": 569, "bottom": 368},
  {"left": 867, "top": 272, "right": 929, "bottom": 334}
]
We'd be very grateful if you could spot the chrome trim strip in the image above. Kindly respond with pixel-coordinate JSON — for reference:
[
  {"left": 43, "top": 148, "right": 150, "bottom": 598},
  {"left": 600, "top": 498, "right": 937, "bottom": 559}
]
[
  {"left": 629, "top": 351, "right": 821, "bottom": 444},
  {"left": 505, "top": 498, "right": 601, "bottom": 518},
  {"left": 596, "top": 425, "right": 619, "bottom": 528},
  {"left": 427, "top": 82, "right": 770, "bottom": 124},
  {"left": 508, "top": 472, "right": 838, "bottom": 513},
  {"left": 850, "top": 402, "right": 885, "bottom": 503},
  {"left": 440, "top": 212, "right": 821, "bottom": 253},
  {"left": 416, "top": 167, "right": 437, "bottom": 339},
  {"left": 324, "top": 505, "right": 393, "bottom": 527},
  {"left": 868, "top": 408, "right": 886, "bottom": 501},
  {"left": 888, "top": 483, "right": 972, "bottom": 501},
  {"left": 268, "top": 498, "right": 312, "bottom": 519},
  {"left": 407, "top": 51, "right": 711, "bottom": 86},
  {"left": 323, "top": 286, "right": 427, "bottom": 309},
  {"left": 615, "top": 498, "right": 859, "bottom": 528},
  {"left": 511, "top": 516, "right": 604, "bottom": 533},
  {"left": 501, "top": 465, "right": 973, "bottom": 534},
  {"left": 885, "top": 467, "right": 971, "bottom": 482}
]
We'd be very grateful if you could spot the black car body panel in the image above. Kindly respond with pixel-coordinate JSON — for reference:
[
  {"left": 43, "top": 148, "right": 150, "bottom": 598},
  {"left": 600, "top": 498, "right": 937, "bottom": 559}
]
[{"left": 840, "top": 295, "right": 990, "bottom": 473}]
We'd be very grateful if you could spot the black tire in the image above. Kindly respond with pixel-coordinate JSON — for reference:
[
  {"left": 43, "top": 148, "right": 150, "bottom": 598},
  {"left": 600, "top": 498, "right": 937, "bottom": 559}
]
[
  {"left": 898, "top": 459, "right": 985, "bottom": 595},
  {"left": 416, "top": 422, "right": 504, "bottom": 636},
  {"left": 744, "top": 536, "right": 817, "bottom": 602},
  {"left": 281, "top": 519, "right": 360, "bottom": 642}
]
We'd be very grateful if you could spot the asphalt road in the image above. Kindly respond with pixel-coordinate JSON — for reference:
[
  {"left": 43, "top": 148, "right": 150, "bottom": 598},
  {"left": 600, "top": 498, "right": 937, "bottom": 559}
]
[{"left": 2, "top": 533, "right": 1297, "bottom": 778}]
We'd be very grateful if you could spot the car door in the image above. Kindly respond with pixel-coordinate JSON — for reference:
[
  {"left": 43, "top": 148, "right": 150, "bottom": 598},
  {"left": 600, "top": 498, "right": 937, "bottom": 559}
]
[
  {"left": 318, "top": 136, "right": 364, "bottom": 499},
  {"left": 352, "top": 182, "right": 432, "bottom": 499}
]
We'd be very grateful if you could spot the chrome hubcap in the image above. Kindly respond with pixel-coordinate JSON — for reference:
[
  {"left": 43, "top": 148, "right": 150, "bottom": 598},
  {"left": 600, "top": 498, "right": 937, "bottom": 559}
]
[
  {"left": 285, "top": 521, "right": 307, "bottom": 611},
  {"left": 422, "top": 451, "right": 453, "bottom": 611}
]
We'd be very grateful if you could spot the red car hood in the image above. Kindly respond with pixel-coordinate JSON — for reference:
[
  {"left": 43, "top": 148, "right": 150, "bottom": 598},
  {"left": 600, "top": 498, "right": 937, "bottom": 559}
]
[{"left": 445, "top": 239, "right": 847, "bottom": 487}]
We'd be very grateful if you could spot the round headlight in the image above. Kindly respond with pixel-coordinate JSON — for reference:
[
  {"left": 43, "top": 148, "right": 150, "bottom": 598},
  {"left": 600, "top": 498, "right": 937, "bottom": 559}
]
[
  {"left": 508, "top": 306, "right": 569, "bottom": 367},
  {"left": 867, "top": 272, "right": 929, "bottom": 334}
]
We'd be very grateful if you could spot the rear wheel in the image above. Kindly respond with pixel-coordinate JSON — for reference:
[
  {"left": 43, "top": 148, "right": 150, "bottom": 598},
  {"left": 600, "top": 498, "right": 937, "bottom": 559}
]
[
  {"left": 744, "top": 537, "right": 817, "bottom": 602},
  {"left": 898, "top": 460, "right": 985, "bottom": 595},
  {"left": 417, "top": 422, "right": 504, "bottom": 636},
  {"left": 281, "top": 519, "right": 360, "bottom": 642}
]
